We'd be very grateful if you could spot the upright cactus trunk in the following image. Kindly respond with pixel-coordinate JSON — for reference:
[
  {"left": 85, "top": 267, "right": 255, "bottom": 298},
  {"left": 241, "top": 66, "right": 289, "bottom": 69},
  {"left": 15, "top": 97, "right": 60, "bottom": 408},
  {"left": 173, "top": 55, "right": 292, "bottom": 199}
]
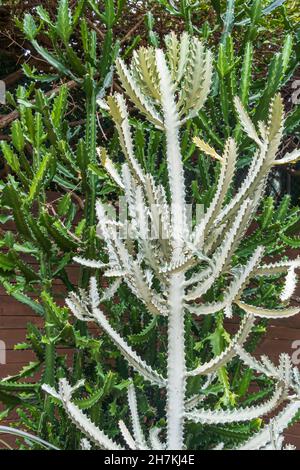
[
  {"left": 167, "top": 272, "right": 186, "bottom": 450},
  {"left": 74, "top": 73, "right": 97, "bottom": 383}
]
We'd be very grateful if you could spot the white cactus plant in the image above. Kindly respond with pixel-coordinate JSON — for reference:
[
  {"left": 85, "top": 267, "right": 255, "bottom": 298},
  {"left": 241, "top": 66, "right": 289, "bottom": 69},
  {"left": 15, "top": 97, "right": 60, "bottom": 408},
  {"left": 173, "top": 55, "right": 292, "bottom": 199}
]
[{"left": 43, "top": 33, "right": 300, "bottom": 450}]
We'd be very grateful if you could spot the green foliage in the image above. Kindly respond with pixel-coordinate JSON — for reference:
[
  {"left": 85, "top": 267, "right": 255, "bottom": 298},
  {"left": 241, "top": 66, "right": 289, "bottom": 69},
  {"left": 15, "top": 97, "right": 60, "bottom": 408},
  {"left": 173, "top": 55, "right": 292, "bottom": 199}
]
[{"left": 0, "top": 0, "right": 299, "bottom": 450}]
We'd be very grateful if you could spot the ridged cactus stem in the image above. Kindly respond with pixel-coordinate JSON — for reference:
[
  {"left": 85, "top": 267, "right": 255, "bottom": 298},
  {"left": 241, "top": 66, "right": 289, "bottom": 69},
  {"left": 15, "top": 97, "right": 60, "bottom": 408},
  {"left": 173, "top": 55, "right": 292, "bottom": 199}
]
[
  {"left": 155, "top": 49, "right": 187, "bottom": 258},
  {"left": 74, "top": 75, "right": 97, "bottom": 383},
  {"left": 39, "top": 254, "right": 55, "bottom": 434},
  {"left": 166, "top": 272, "right": 186, "bottom": 450}
]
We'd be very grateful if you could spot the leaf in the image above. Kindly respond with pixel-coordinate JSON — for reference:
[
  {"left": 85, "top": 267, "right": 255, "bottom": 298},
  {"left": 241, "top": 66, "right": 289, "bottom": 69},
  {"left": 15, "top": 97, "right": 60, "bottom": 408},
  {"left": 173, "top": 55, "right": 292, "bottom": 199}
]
[
  {"left": 23, "top": 14, "right": 38, "bottom": 40},
  {"left": 240, "top": 42, "right": 253, "bottom": 106},
  {"left": 237, "top": 0, "right": 286, "bottom": 25},
  {"left": 22, "top": 107, "right": 35, "bottom": 144},
  {"left": 237, "top": 369, "right": 253, "bottom": 397},
  {"left": 73, "top": 0, "right": 86, "bottom": 27},
  {"left": 57, "top": 193, "right": 72, "bottom": 216},
  {"left": 10, "top": 252, "right": 39, "bottom": 282},
  {"left": 31, "top": 40, "right": 75, "bottom": 79},
  {"left": 51, "top": 85, "right": 69, "bottom": 129},
  {"left": 76, "top": 138, "right": 88, "bottom": 172},
  {"left": 116, "top": 59, "right": 163, "bottom": 128},
  {"left": 26, "top": 215, "right": 52, "bottom": 253},
  {"left": 97, "top": 147, "right": 124, "bottom": 189},
  {"left": 0, "top": 380, "right": 39, "bottom": 392},
  {"left": 0, "top": 253, "right": 15, "bottom": 272},
  {"left": 129, "top": 317, "right": 158, "bottom": 345},
  {"left": 87, "top": 0, "right": 105, "bottom": 20},
  {"left": 0, "top": 142, "right": 20, "bottom": 174},
  {"left": 281, "top": 34, "right": 293, "bottom": 75},
  {"left": 280, "top": 234, "right": 300, "bottom": 248},
  {"left": 0, "top": 407, "right": 12, "bottom": 422},
  {"left": 0, "top": 215, "right": 12, "bottom": 224},
  {"left": 0, "top": 391, "right": 22, "bottom": 407},
  {"left": 193, "top": 137, "right": 223, "bottom": 162},
  {"left": 249, "top": 0, "right": 263, "bottom": 24},
  {"left": 262, "top": 0, "right": 287, "bottom": 16},
  {"left": 40, "top": 211, "right": 78, "bottom": 251},
  {"left": 75, "top": 388, "right": 105, "bottom": 411},
  {"left": 275, "top": 195, "right": 291, "bottom": 222},
  {"left": 65, "top": 47, "right": 86, "bottom": 77},
  {"left": 99, "top": 30, "right": 113, "bottom": 77},
  {"left": 146, "top": 12, "right": 159, "bottom": 47},
  {"left": 260, "top": 196, "right": 274, "bottom": 230},
  {"left": 104, "top": 0, "right": 115, "bottom": 28},
  {"left": 75, "top": 373, "right": 115, "bottom": 410},
  {"left": 56, "top": 0, "right": 72, "bottom": 44},
  {"left": 2, "top": 185, "right": 32, "bottom": 240},
  {"left": 2, "top": 282, "right": 44, "bottom": 316},
  {"left": 274, "top": 149, "right": 300, "bottom": 166},
  {"left": 254, "top": 52, "right": 285, "bottom": 122},
  {"left": 236, "top": 300, "right": 299, "bottom": 318},
  {"left": 222, "top": 0, "right": 235, "bottom": 39},
  {"left": 27, "top": 154, "right": 51, "bottom": 205},
  {"left": 11, "top": 120, "right": 25, "bottom": 152},
  {"left": 285, "top": 105, "right": 300, "bottom": 134},
  {"left": 35, "top": 5, "right": 54, "bottom": 26},
  {"left": 234, "top": 97, "right": 261, "bottom": 145}
]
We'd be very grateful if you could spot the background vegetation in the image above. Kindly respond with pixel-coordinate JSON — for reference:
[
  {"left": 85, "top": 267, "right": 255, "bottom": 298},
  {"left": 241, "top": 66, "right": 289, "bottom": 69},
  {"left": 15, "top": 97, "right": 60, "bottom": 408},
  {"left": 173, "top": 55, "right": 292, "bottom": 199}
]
[{"left": 0, "top": 0, "right": 299, "bottom": 450}]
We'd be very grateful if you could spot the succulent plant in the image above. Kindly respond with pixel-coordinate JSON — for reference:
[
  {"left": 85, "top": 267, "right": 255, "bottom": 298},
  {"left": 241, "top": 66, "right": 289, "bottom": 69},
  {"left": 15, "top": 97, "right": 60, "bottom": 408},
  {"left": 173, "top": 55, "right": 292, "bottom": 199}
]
[{"left": 43, "top": 33, "right": 300, "bottom": 450}]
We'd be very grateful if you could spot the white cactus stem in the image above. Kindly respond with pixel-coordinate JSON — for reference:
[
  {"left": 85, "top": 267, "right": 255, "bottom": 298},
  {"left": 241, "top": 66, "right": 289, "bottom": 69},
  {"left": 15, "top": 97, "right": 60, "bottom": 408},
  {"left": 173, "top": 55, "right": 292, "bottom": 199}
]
[
  {"left": 166, "top": 272, "right": 186, "bottom": 450},
  {"left": 156, "top": 48, "right": 187, "bottom": 258}
]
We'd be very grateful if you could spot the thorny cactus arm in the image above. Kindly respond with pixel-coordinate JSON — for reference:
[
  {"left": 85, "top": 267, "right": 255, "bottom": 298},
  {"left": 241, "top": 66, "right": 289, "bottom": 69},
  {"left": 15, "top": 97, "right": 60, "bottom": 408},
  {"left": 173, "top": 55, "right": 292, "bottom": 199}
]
[
  {"left": 42, "top": 380, "right": 124, "bottom": 450},
  {"left": 238, "top": 401, "right": 300, "bottom": 450},
  {"left": 236, "top": 362, "right": 300, "bottom": 450},
  {"left": 66, "top": 287, "right": 166, "bottom": 387},
  {"left": 43, "top": 34, "right": 300, "bottom": 450}
]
